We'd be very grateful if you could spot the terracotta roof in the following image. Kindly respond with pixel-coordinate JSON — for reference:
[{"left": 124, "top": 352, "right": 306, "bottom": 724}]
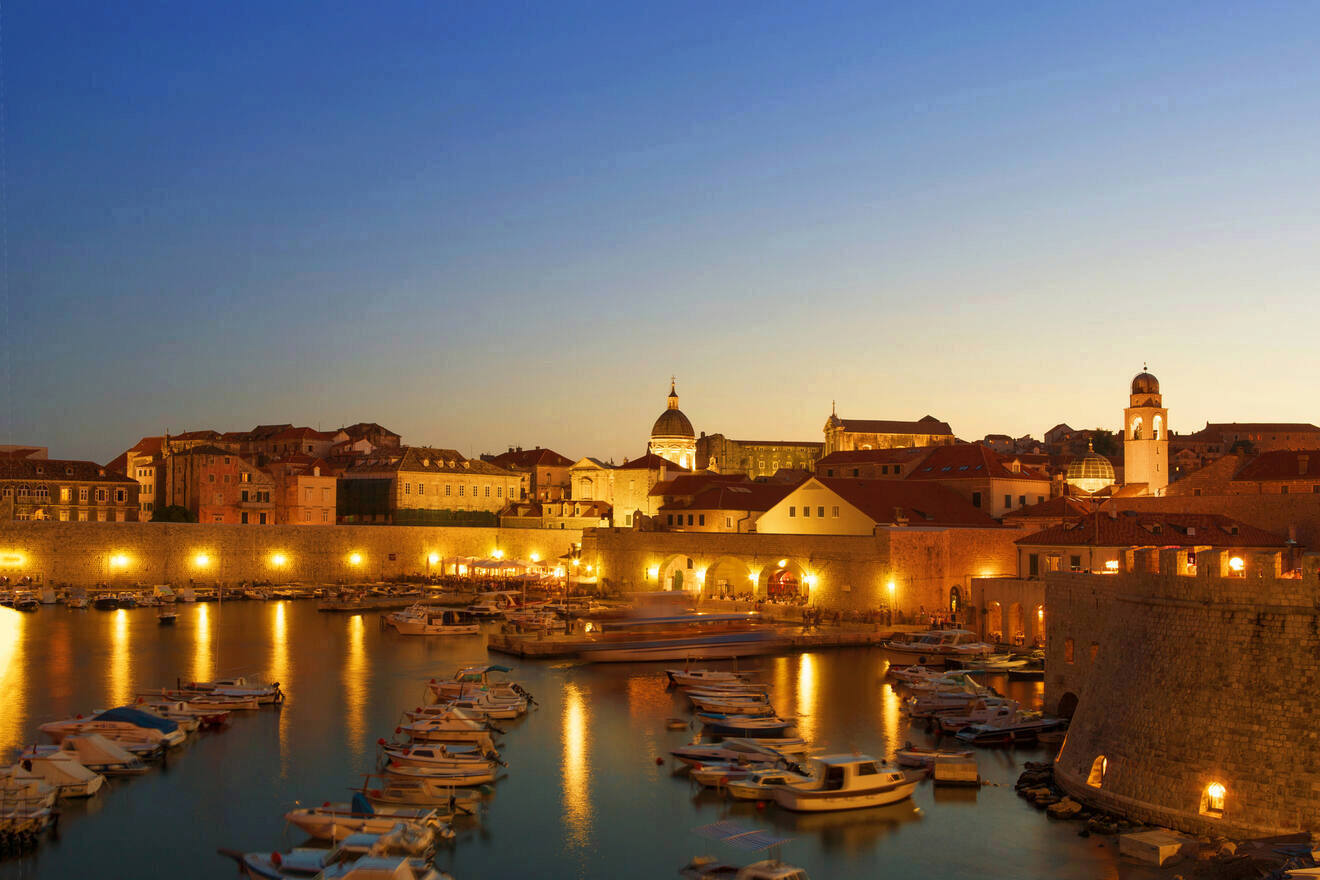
[
  {"left": 650, "top": 473, "right": 749, "bottom": 497},
  {"left": 616, "top": 453, "right": 691, "bottom": 472},
  {"left": 0, "top": 457, "right": 137, "bottom": 485},
  {"left": 816, "top": 447, "right": 932, "bottom": 466},
  {"left": 1232, "top": 450, "right": 1320, "bottom": 482},
  {"left": 660, "top": 481, "right": 796, "bottom": 513},
  {"left": 486, "top": 447, "right": 575, "bottom": 469},
  {"left": 906, "top": 445, "right": 1050, "bottom": 482},
  {"left": 268, "top": 426, "right": 337, "bottom": 442},
  {"left": 1002, "top": 496, "right": 1097, "bottom": 521},
  {"left": 833, "top": 415, "right": 952, "bottom": 436},
  {"left": 1017, "top": 512, "right": 1288, "bottom": 549},
  {"left": 338, "top": 422, "right": 401, "bottom": 440},
  {"left": 170, "top": 430, "right": 222, "bottom": 442},
  {"left": 814, "top": 478, "right": 1001, "bottom": 527}
]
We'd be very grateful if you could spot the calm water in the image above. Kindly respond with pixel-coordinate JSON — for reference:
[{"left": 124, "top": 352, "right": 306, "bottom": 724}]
[{"left": 0, "top": 602, "right": 1142, "bottom": 879}]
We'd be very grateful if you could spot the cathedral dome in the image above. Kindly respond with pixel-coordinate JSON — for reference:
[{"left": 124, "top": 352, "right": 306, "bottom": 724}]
[
  {"left": 1066, "top": 446, "right": 1116, "bottom": 495},
  {"left": 1131, "top": 371, "right": 1160, "bottom": 395},
  {"left": 651, "top": 380, "right": 695, "bottom": 439}
]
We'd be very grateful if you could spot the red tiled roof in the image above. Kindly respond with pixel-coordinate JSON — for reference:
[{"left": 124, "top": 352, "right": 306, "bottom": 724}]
[
  {"left": 0, "top": 457, "right": 137, "bottom": 485},
  {"left": 1232, "top": 450, "right": 1320, "bottom": 482},
  {"left": 659, "top": 482, "right": 796, "bottom": 513},
  {"left": 268, "top": 427, "right": 337, "bottom": 442},
  {"left": 816, "top": 447, "right": 932, "bottom": 466},
  {"left": 170, "top": 430, "right": 222, "bottom": 442},
  {"left": 834, "top": 415, "right": 953, "bottom": 436},
  {"left": 815, "top": 478, "right": 1001, "bottom": 527},
  {"left": 650, "top": 473, "right": 749, "bottom": 497},
  {"left": 1016, "top": 512, "right": 1287, "bottom": 548},
  {"left": 905, "top": 445, "right": 1050, "bottom": 482},
  {"left": 1002, "top": 496, "right": 1097, "bottom": 520},
  {"left": 616, "top": 453, "right": 691, "bottom": 472},
  {"left": 487, "top": 447, "right": 575, "bottom": 469}
]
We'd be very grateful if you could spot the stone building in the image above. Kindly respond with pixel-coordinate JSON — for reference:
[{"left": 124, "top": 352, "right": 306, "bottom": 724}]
[
  {"left": 814, "top": 447, "right": 928, "bottom": 479},
  {"left": 904, "top": 445, "right": 1051, "bottom": 519},
  {"left": 266, "top": 455, "right": 337, "bottom": 525},
  {"left": 1047, "top": 550, "right": 1320, "bottom": 837},
  {"left": 648, "top": 380, "right": 697, "bottom": 469},
  {"left": 163, "top": 446, "right": 277, "bottom": 524},
  {"left": 1124, "top": 369, "right": 1169, "bottom": 496},
  {"left": 610, "top": 453, "right": 689, "bottom": 527},
  {"left": 695, "top": 434, "right": 822, "bottom": 479},
  {"left": 822, "top": 409, "right": 954, "bottom": 455},
  {"left": 653, "top": 475, "right": 795, "bottom": 533},
  {"left": 0, "top": 455, "right": 139, "bottom": 523},
  {"left": 499, "top": 499, "right": 610, "bottom": 530},
  {"left": 569, "top": 457, "right": 615, "bottom": 506},
  {"left": 1175, "top": 421, "right": 1320, "bottom": 457},
  {"left": 338, "top": 446, "right": 523, "bottom": 525},
  {"left": 484, "top": 446, "right": 574, "bottom": 501},
  {"left": 757, "top": 477, "right": 1002, "bottom": 536}
]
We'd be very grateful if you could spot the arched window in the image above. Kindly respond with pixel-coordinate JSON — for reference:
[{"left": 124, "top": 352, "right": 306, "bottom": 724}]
[
  {"left": 1131, "top": 417, "right": 1143, "bottom": 441},
  {"left": 1152, "top": 415, "right": 1163, "bottom": 440},
  {"left": 1087, "top": 756, "right": 1107, "bottom": 788},
  {"left": 1200, "top": 782, "right": 1226, "bottom": 818},
  {"left": 949, "top": 585, "right": 962, "bottom": 614}
]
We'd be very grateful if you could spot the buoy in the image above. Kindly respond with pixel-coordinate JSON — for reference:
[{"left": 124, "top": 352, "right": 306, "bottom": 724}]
[
  {"left": 271, "top": 852, "right": 282, "bottom": 867},
  {"left": 655, "top": 756, "right": 664, "bottom": 766},
  {"left": 394, "top": 727, "right": 402, "bottom": 734}
]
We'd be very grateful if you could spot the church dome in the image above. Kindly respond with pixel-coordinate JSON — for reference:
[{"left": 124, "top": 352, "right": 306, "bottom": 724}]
[
  {"left": 651, "top": 380, "right": 695, "bottom": 439},
  {"left": 1131, "top": 371, "right": 1160, "bottom": 395},
  {"left": 1066, "top": 447, "right": 1116, "bottom": 495}
]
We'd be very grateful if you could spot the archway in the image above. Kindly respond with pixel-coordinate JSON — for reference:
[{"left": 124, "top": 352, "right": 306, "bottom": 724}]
[
  {"left": 767, "top": 569, "right": 800, "bottom": 599},
  {"left": 1008, "top": 602, "right": 1025, "bottom": 646},
  {"left": 705, "top": 556, "right": 752, "bottom": 598},
  {"left": 1031, "top": 603, "right": 1046, "bottom": 646},
  {"left": 658, "top": 555, "right": 694, "bottom": 592},
  {"left": 986, "top": 601, "right": 1003, "bottom": 643},
  {"left": 1056, "top": 692, "right": 1080, "bottom": 719}
]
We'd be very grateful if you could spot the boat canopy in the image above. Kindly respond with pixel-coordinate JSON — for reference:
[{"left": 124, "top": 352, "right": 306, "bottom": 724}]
[
  {"left": 351, "top": 792, "right": 375, "bottom": 815},
  {"left": 95, "top": 707, "right": 180, "bottom": 734}
]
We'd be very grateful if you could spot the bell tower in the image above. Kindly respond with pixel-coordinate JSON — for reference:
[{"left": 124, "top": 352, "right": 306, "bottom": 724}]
[{"left": 1123, "top": 367, "right": 1168, "bottom": 496}]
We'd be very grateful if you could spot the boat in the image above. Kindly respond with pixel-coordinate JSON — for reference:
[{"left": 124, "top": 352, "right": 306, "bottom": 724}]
[
  {"left": 690, "top": 761, "right": 782, "bottom": 788},
  {"left": 284, "top": 794, "right": 453, "bottom": 841},
  {"left": 0, "top": 767, "right": 58, "bottom": 813},
  {"left": 396, "top": 711, "right": 501, "bottom": 747},
  {"left": 393, "top": 609, "right": 479, "bottom": 636},
  {"left": 385, "top": 763, "right": 499, "bottom": 788},
  {"left": 725, "top": 767, "right": 815, "bottom": 801},
  {"left": 219, "top": 823, "right": 441, "bottom": 879},
  {"left": 505, "top": 609, "right": 558, "bottom": 628},
  {"left": 697, "top": 713, "right": 796, "bottom": 738},
  {"left": 893, "top": 744, "right": 975, "bottom": 768},
  {"left": 144, "top": 688, "right": 261, "bottom": 710},
  {"left": 427, "top": 696, "right": 526, "bottom": 720},
  {"left": 12, "top": 591, "right": 39, "bottom": 612},
  {"left": 769, "top": 755, "right": 920, "bottom": 812},
  {"left": 187, "top": 676, "right": 284, "bottom": 704},
  {"left": 428, "top": 665, "right": 533, "bottom": 705},
  {"left": 8, "top": 751, "right": 106, "bottom": 798},
  {"left": 935, "top": 701, "right": 1021, "bottom": 735},
  {"left": 671, "top": 738, "right": 809, "bottom": 769},
  {"left": 359, "top": 773, "right": 491, "bottom": 806},
  {"left": 117, "top": 592, "right": 138, "bottom": 608},
  {"left": 377, "top": 740, "right": 503, "bottom": 770},
  {"left": 886, "top": 665, "right": 945, "bottom": 686},
  {"left": 92, "top": 594, "right": 119, "bottom": 610},
  {"left": 954, "top": 711, "right": 1066, "bottom": 746},
  {"left": 135, "top": 697, "right": 230, "bottom": 729},
  {"left": 465, "top": 591, "right": 519, "bottom": 619},
  {"left": 679, "top": 857, "right": 810, "bottom": 880},
  {"left": 38, "top": 586, "right": 58, "bottom": 605},
  {"left": 158, "top": 607, "right": 178, "bottom": 625},
  {"left": 66, "top": 592, "right": 89, "bottom": 609},
  {"left": 880, "top": 629, "right": 994, "bottom": 668},
  {"left": 39, "top": 706, "right": 187, "bottom": 749},
  {"left": 688, "top": 696, "right": 773, "bottom": 715},
  {"left": 667, "top": 669, "right": 754, "bottom": 687},
  {"left": 954, "top": 654, "right": 1028, "bottom": 671},
  {"left": 21, "top": 733, "right": 149, "bottom": 775}
]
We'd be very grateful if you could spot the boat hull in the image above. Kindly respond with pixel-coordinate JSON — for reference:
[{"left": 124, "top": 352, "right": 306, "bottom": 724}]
[{"left": 772, "top": 779, "right": 919, "bottom": 812}]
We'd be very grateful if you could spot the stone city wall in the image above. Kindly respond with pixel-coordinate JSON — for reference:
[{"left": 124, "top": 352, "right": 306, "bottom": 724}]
[
  {"left": 0, "top": 521, "right": 583, "bottom": 587},
  {"left": 1048, "top": 550, "right": 1320, "bottom": 837}
]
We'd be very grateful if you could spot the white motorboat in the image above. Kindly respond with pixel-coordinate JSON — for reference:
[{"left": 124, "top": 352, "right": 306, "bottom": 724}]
[
  {"left": 389, "top": 606, "right": 480, "bottom": 636},
  {"left": 881, "top": 629, "right": 994, "bottom": 668},
  {"left": 688, "top": 695, "right": 773, "bottom": 715},
  {"left": 220, "top": 823, "right": 441, "bottom": 879},
  {"left": 430, "top": 697, "right": 525, "bottom": 721},
  {"left": 697, "top": 713, "right": 796, "bottom": 738},
  {"left": 886, "top": 664, "right": 945, "bottom": 686},
  {"left": 136, "top": 697, "right": 231, "bottom": 729},
  {"left": 954, "top": 710, "right": 1066, "bottom": 746},
  {"left": 9, "top": 751, "right": 105, "bottom": 798},
  {"left": 21, "top": 733, "right": 149, "bottom": 775},
  {"left": 310, "top": 857, "right": 451, "bottom": 880},
  {"left": 505, "top": 609, "right": 558, "bottom": 628},
  {"left": 377, "top": 740, "right": 503, "bottom": 770},
  {"left": 397, "top": 711, "right": 499, "bottom": 746},
  {"left": 189, "top": 676, "right": 285, "bottom": 704},
  {"left": 725, "top": 766, "right": 814, "bottom": 801},
  {"left": 428, "top": 665, "right": 533, "bottom": 705},
  {"left": 66, "top": 593, "right": 90, "bottom": 609},
  {"left": 769, "top": 756, "right": 920, "bottom": 812},
  {"left": 358, "top": 773, "right": 490, "bottom": 807},
  {"left": 0, "top": 768, "right": 58, "bottom": 813},
  {"left": 11, "top": 591, "right": 39, "bottom": 612},
  {"left": 666, "top": 669, "right": 753, "bottom": 687},
  {"left": 284, "top": 795, "right": 453, "bottom": 842},
  {"left": 40, "top": 706, "right": 187, "bottom": 749},
  {"left": 145, "top": 688, "right": 260, "bottom": 711},
  {"left": 935, "top": 700, "right": 1020, "bottom": 734}
]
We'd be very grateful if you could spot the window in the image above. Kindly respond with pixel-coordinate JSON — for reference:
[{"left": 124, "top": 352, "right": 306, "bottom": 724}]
[
  {"left": 1200, "top": 782, "right": 1226, "bottom": 818},
  {"left": 1282, "top": 486, "right": 1289, "bottom": 495},
  {"left": 1018, "top": 495, "right": 1026, "bottom": 507},
  {"left": 1064, "top": 638, "right": 1075, "bottom": 664},
  {"left": 497, "top": 486, "right": 503, "bottom": 497},
  {"left": 1029, "top": 554, "right": 1039, "bottom": 577},
  {"left": 240, "top": 471, "right": 250, "bottom": 482},
  {"left": 1004, "top": 494, "right": 1012, "bottom": 510},
  {"left": 485, "top": 485, "right": 491, "bottom": 497},
  {"left": 1089, "top": 642, "right": 1099, "bottom": 662},
  {"left": 817, "top": 506, "right": 825, "bottom": 517},
  {"left": 208, "top": 474, "right": 215, "bottom": 483},
  {"left": 625, "top": 514, "right": 632, "bottom": 526},
  {"left": 404, "top": 482, "right": 411, "bottom": 495},
  {"left": 445, "top": 484, "right": 451, "bottom": 496},
  {"left": 789, "top": 506, "right": 796, "bottom": 517},
  {"left": 212, "top": 514, "right": 222, "bottom": 522},
  {"left": 971, "top": 492, "right": 982, "bottom": 508},
  {"left": 241, "top": 490, "right": 249, "bottom": 502},
  {"left": 725, "top": 516, "right": 732, "bottom": 528},
  {"left": 852, "top": 469, "right": 859, "bottom": 477},
  {"left": 881, "top": 465, "right": 888, "bottom": 475},
  {"left": 224, "top": 457, "right": 231, "bottom": 465},
  {"left": 666, "top": 514, "right": 674, "bottom": 525},
  {"left": 96, "top": 510, "right": 107, "bottom": 522},
  {"left": 58, "top": 510, "right": 69, "bottom": 522},
  {"left": 418, "top": 483, "right": 425, "bottom": 496},
  {"left": 259, "top": 513, "right": 267, "bottom": 524},
  {"left": 687, "top": 514, "right": 694, "bottom": 526},
  {"left": 304, "top": 510, "right": 311, "bottom": 522},
  {"left": 241, "top": 512, "right": 249, "bottom": 524},
  {"left": 78, "top": 510, "right": 88, "bottom": 522},
  {"left": 803, "top": 506, "right": 810, "bottom": 517},
  {"left": 832, "top": 506, "right": 840, "bottom": 517},
  {"left": 459, "top": 485, "right": 465, "bottom": 496},
  {"left": 1087, "top": 756, "right": 1107, "bottom": 788},
  {"left": 96, "top": 488, "right": 107, "bottom": 502},
  {"left": 60, "top": 487, "right": 70, "bottom": 502},
  {"left": 223, "top": 475, "right": 231, "bottom": 484},
  {"left": 826, "top": 469, "right": 834, "bottom": 477},
  {"left": 321, "top": 510, "right": 329, "bottom": 523},
  {"left": 698, "top": 514, "right": 705, "bottom": 526},
  {"left": 1069, "top": 555, "right": 1082, "bottom": 572},
  {"left": 79, "top": 487, "right": 88, "bottom": 501}
]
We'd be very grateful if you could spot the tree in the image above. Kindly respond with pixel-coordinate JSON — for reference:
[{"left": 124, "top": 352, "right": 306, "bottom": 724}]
[
  {"left": 151, "top": 505, "right": 196, "bottom": 523},
  {"left": 1090, "top": 429, "right": 1119, "bottom": 457}
]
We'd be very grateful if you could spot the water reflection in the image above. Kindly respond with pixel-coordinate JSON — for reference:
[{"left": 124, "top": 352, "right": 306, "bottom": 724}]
[
  {"left": 344, "top": 614, "right": 366, "bottom": 760},
  {"left": 796, "top": 653, "right": 817, "bottom": 743},
  {"left": 109, "top": 608, "right": 131, "bottom": 707},
  {"left": 193, "top": 604, "right": 213, "bottom": 684},
  {"left": 561, "top": 682, "right": 591, "bottom": 851},
  {"left": 0, "top": 609, "right": 25, "bottom": 750},
  {"left": 270, "top": 602, "right": 290, "bottom": 769},
  {"left": 764, "top": 799, "right": 922, "bottom": 853},
  {"left": 880, "top": 682, "right": 902, "bottom": 760}
]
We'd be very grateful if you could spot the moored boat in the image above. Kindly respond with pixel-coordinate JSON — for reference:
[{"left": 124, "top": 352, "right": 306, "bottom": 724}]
[
  {"left": 8, "top": 751, "right": 105, "bottom": 798},
  {"left": 21, "top": 733, "right": 149, "bottom": 775},
  {"left": 880, "top": 629, "right": 994, "bottom": 668},
  {"left": 770, "top": 755, "right": 919, "bottom": 812},
  {"left": 219, "top": 822, "right": 440, "bottom": 879},
  {"left": 284, "top": 794, "right": 452, "bottom": 842},
  {"left": 893, "top": 744, "right": 974, "bottom": 768}
]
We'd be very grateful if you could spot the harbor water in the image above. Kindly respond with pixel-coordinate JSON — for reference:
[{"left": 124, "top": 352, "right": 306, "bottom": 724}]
[{"left": 0, "top": 602, "right": 1149, "bottom": 879}]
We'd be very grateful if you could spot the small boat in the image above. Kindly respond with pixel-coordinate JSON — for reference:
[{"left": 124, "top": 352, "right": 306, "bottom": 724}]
[
  {"left": 666, "top": 669, "right": 753, "bottom": 687},
  {"left": 955, "top": 712, "right": 1066, "bottom": 746},
  {"left": 219, "top": 822, "right": 441, "bottom": 879},
  {"left": 284, "top": 794, "right": 452, "bottom": 842},
  {"left": 359, "top": 773, "right": 491, "bottom": 806},
  {"left": 886, "top": 665, "right": 945, "bottom": 686},
  {"left": 66, "top": 593, "right": 90, "bottom": 609},
  {"left": 396, "top": 711, "right": 501, "bottom": 746},
  {"left": 667, "top": 718, "right": 691, "bottom": 730},
  {"left": 880, "top": 629, "right": 994, "bottom": 668},
  {"left": 671, "top": 738, "right": 809, "bottom": 769},
  {"left": 688, "top": 697, "right": 774, "bottom": 716},
  {"left": 430, "top": 697, "right": 525, "bottom": 721},
  {"left": 935, "top": 701, "right": 1020, "bottom": 735},
  {"left": 117, "top": 592, "right": 138, "bottom": 608},
  {"left": 697, "top": 713, "right": 796, "bottom": 738},
  {"left": 428, "top": 665, "right": 533, "bottom": 705},
  {"left": 92, "top": 594, "right": 119, "bottom": 610},
  {"left": 40, "top": 706, "right": 187, "bottom": 749},
  {"left": 689, "top": 761, "right": 781, "bottom": 788},
  {"left": 157, "top": 607, "right": 178, "bottom": 625},
  {"left": 725, "top": 767, "right": 814, "bottom": 801},
  {"left": 8, "top": 751, "right": 105, "bottom": 798},
  {"left": 188, "top": 677, "right": 284, "bottom": 704},
  {"left": 385, "top": 763, "right": 499, "bottom": 788},
  {"left": 679, "top": 857, "right": 809, "bottom": 880},
  {"left": 21, "top": 733, "right": 149, "bottom": 775},
  {"left": 377, "top": 740, "right": 503, "bottom": 770},
  {"left": 770, "top": 755, "right": 920, "bottom": 812},
  {"left": 145, "top": 688, "right": 261, "bottom": 711},
  {"left": 392, "top": 607, "right": 480, "bottom": 636},
  {"left": 893, "top": 744, "right": 975, "bottom": 768},
  {"left": 11, "top": 591, "right": 39, "bottom": 612},
  {"left": 0, "top": 768, "right": 58, "bottom": 813}
]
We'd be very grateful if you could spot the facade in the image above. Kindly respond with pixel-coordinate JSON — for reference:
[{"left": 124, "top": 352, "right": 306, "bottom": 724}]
[
  {"left": 651, "top": 474, "right": 795, "bottom": 533},
  {"left": 499, "top": 499, "right": 611, "bottom": 530},
  {"left": 569, "top": 457, "right": 615, "bottom": 506},
  {"left": 822, "top": 410, "right": 955, "bottom": 455},
  {"left": 648, "top": 380, "right": 697, "bottom": 468},
  {"left": 266, "top": 455, "right": 337, "bottom": 525},
  {"left": 904, "top": 445, "right": 1051, "bottom": 519},
  {"left": 163, "top": 446, "right": 277, "bottom": 525},
  {"left": 611, "top": 453, "right": 689, "bottom": 527},
  {"left": 1176, "top": 422, "right": 1320, "bottom": 457},
  {"left": 339, "top": 446, "right": 523, "bottom": 525},
  {"left": 0, "top": 456, "right": 139, "bottom": 523},
  {"left": 1123, "top": 370, "right": 1169, "bottom": 495},
  {"left": 757, "top": 476, "right": 1001, "bottom": 536},
  {"left": 695, "top": 434, "right": 822, "bottom": 479},
  {"left": 814, "top": 447, "right": 929, "bottom": 480},
  {"left": 484, "top": 447, "right": 574, "bottom": 501}
]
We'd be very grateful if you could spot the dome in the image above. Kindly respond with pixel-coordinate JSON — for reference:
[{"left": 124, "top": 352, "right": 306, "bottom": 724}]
[
  {"left": 651, "top": 408, "right": 694, "bottom": 439},
  {"left": 1066, "top": 448, "right": 1116, "bottom": 495},
  {"left": 1131, "top": 371, "right": 1160, "bottom": 395}
]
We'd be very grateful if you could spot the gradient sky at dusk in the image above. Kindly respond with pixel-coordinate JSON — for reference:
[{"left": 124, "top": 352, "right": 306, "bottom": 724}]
[{"left": 7, "top": 1, "right": 1320, "bottom": 464}]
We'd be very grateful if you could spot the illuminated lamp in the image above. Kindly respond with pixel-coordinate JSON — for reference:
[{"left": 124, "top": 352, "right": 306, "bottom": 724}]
[
  {"left": 647, "top": 566, "right": 660, "bottom": 580},
  {"left": 348, "top": 553, "right": 363, "bottom": 567},
  {"left": 428, "top": 553, "right": 440, "bottom": 565},
  {"left": 1228, "top": 556, "right": 1245, "bottom": 573},
  {"left": 530, "top": 553, "right": 540, "bottom": 563},
  {"left": 109, "top": 554, "right": 130, "bottom": 569},
  {"left": 777, "top": 559, "right": 788, "bottom": 568},
  {"left": 571, "top": 558, "right": 580, "bottom": 567},
  {"left": 1104, "top": 560, "right": 1119, "bottom": 571},
  {"left": 193, "top": 553, "right": 211, "bottom": 569},
  {"left": 270, "top": 553, "right": 287, "bottom": 568},
  {"left": 492, "top": 549, "right": 505, "bottom": 560}
]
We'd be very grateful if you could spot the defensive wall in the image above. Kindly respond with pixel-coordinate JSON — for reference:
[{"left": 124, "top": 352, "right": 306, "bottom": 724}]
[
  {"left": 1048, "top": 548, "right": 1320, "bottom": 837},
  {"left": 0, "top": 521, "right": 583, "bottom": 588},
  {"left": 582, "top": 524, "right": 1027, "bottom": 613}
]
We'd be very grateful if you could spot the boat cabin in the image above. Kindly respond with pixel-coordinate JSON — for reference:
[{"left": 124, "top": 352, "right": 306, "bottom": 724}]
[{"left": 811, "top": 755, "right": 906, "bottom": 791}]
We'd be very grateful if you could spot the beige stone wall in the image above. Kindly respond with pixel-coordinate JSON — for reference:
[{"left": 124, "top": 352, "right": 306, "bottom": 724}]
[
  {"left": 0, "top": 521, "right": 582, "bottom": 587},
  {"left": 1047, "top": 553, "right": 1320, "bottom": 836},
  {"left": 756, "top": 481, "right": 876, "bottom": 536}
]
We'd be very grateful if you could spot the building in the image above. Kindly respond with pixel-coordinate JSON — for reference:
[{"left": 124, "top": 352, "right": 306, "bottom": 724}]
[
  {"left": 657, "top": 481, "right": 796, "bottom": 533},
  {"left": 1176, "top": 422, "right": 1320, "bottom": 457},
  {"left": 822, "top": 408, "right": 955, "bottom": 455},
  {"left": 1001, "top": 495, "right": 1097, "bottom": 531},
  {"left": 695, "top": 434, "right": 823, "bottom": 479},
  {"left": 163, "top": 446, "right": 277, "bottom": 524},
  {"left": 484, "top": 447, "right": 575, "bottom": 501},
  {"left": 648, "top": 380, "right": 697, "bottom": 468},
  {"left": 246, "top": 426, "right": 338, "bottom": 463},
  {"left": 814, "top": 447, "right": 928, "bottom": 480},
  {"left": 611, "top": 453, "right": 690, "bottom": 527},
  {"left": 266, "top": 455, "right": 337, "bottom": 525},
  {"left": 757, "top": 477, "right": 1002, "bottom": 536},
  {"left": 500, "top": 499, "right": 611, "bottom": 530},
  {"left": 0, "top": 455, "right": 139, "bottom": 522},
  {"left": 338, "top": 447, "right": 523, "bottom": 525},
  {"left": 1064, "top": 444, "right": 1117, "bottom": 495},
  {"left": 569, "top": 457, "right": 615, "bottom": 506},
  {"left": 1124, "top": 369, "right": 1169, "bottom": 496},
  {"left": 903, "top": 444, "right": 1051, "bottom": 519}
]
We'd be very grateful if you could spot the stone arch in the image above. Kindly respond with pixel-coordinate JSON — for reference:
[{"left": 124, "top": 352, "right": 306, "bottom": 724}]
[
  {"left": 1031, "top": 603, "right": 1046, "bottom": 646},
  {"left": 1056, "top": 691, "right": 1080, "bottom": 719},
  {"left": 658, "top": 554, "right": 694, "bottom": 592},
  {"left": 1131, "top": 416, "right": 1143, "bottom": 441},
  {"left": 1153, "top": 414, "right": 1163, "bottom": 440},
  {"left": 756, "top": 558, "right": 805, "bottom": 599},
  {"left": 704, "top": 556, "right": 751, "bottom": 597},
  {"left": 986, "top": 600, "right": 1003, "bottom": 643},
  {"left": 1008, "top": 602, "right": 1025, "bottom": 646}
]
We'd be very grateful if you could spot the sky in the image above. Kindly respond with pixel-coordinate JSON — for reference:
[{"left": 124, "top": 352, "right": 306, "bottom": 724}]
[{"left": 6, "top": 1, "right": 1320, "bottom": 464}]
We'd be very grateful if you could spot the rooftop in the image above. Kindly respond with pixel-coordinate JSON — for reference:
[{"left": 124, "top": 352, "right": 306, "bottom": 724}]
[{"left": 1016, "top": 511, "right": 1288, "bottom": 549}]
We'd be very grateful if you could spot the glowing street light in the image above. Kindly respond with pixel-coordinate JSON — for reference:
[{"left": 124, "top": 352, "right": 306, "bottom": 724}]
[
  {"left": 109, "top": 553, "right": 129, "bottom": 570},
  {"left": 1228, "top": 556, "right": 1245, "bottom": 573},
  {"left": 194, "top": 553, "right": 211, "bottom": 569},
  {"left": 491, "top": 549, "right": 505, "bottom": 560},
  {"left": 270, "top": 553, "right": 288, "bottom": 568},
  {"left": 529, "top": 553, "right": 540, "bottom": 563},
  {"left": 427, "top": 553, "right": 440, "bottom": 566},
  {"left": 348, "top": 552, "right": 363, "bottom": 567}
]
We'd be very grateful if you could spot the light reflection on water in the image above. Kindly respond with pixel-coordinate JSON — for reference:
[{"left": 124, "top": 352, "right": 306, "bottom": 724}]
[
  {"left": 108, "top": 608, "right": 130, "bottom": 706},
  {"left": 795, "top": 652, "right": 817, "bottom": 743},
  {"left": 344, "top": 614, "right": 366, "bottom": 759},
  {"left": 0, "top": 608, "right": 25, "bottom": 748},
  {"left": 880, "top": 681, "right": 902, "bottom": 761},
  {"left": 193, "top": 603, "right": 212, "bottom": 684},
  {"left": 560, "top": 681, "right": 591, "bottom": 852},
  {"left": 270, "top": 602, "right": 290, "bottom": 770}
]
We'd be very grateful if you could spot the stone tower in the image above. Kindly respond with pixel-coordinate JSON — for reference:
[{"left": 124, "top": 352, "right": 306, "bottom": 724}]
[
  {"left": 648, "top": 378, "right": 696, "bottom": 469},
  {"left": 1124, "top": 368, "right": 1168, "bottom": 496}
]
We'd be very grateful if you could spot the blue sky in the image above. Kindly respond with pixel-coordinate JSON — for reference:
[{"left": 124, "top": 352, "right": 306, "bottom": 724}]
[{"left": 7, "top": 1, "right": 1320, "bottom": 462}]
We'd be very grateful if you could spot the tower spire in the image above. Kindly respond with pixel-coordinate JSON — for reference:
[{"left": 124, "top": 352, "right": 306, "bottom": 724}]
[{"left": 667, "top": 377, "right": 679, "bottom": 410}]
